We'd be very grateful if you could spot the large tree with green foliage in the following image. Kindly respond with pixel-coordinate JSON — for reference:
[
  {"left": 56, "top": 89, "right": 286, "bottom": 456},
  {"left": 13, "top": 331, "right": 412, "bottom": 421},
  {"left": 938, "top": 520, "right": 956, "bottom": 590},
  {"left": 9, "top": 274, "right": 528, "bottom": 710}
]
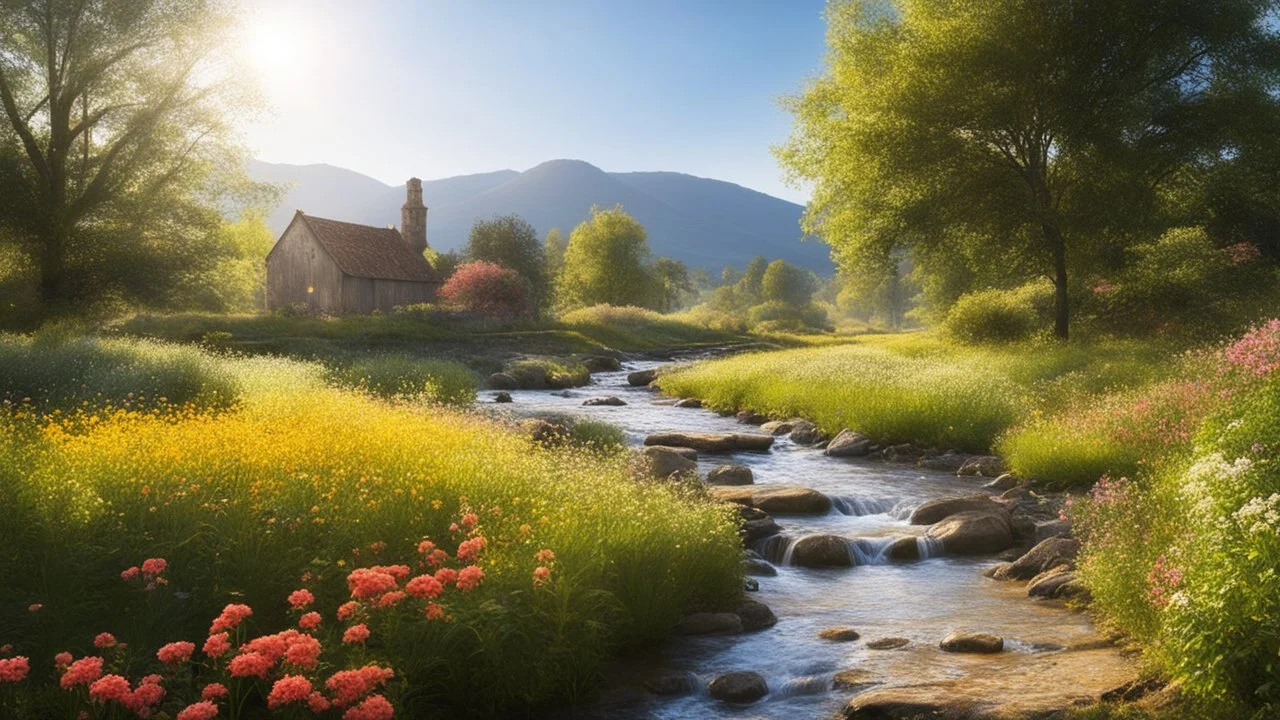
[
  {"left": 465, "top": 214, "right": 547, "bottom": 312},
  {"left": 0, "top": 0, "right": 257, "bottom": 316},
  {"left": 557, "top": 205, "right": 656, "bottom": 310},
  {"left": 761, "top": 259, "right": 816, "bottom": 307},
  {"left": 779, "top": 0, "right": 1280, "bottom": 339}
]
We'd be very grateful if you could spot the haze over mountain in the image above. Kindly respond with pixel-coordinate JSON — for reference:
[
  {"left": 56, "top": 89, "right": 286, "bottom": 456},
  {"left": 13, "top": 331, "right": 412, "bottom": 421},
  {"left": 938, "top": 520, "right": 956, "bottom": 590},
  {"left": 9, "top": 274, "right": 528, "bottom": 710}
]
[{"left": 248, "top": 159, "right": 831, "bottom": 273}]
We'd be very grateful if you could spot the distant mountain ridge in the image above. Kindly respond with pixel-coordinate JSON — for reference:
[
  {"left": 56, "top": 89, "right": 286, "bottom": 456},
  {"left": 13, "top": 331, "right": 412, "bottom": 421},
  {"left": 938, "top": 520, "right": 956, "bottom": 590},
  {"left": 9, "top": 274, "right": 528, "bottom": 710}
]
[{"left": 248, "top": 159, "right": 831, "bottom": 273}]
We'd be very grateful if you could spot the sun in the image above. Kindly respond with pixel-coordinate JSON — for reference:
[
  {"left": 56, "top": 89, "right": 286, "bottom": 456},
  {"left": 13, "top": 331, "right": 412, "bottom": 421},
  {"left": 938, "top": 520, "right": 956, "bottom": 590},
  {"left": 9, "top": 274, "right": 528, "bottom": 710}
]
[{"left": 237, "top": 6, "right": 312, "bottom": 91}]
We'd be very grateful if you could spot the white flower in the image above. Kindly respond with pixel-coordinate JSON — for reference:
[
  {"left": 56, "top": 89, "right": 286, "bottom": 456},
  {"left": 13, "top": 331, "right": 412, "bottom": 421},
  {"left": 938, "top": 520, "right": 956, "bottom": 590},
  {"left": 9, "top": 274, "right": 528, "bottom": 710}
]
[
  {"left": 1233, "top": 493, "right": 1280, "bottom": 536},
  {"left": 1182, "top": 453, "right": 1255, "bottom": 516}
]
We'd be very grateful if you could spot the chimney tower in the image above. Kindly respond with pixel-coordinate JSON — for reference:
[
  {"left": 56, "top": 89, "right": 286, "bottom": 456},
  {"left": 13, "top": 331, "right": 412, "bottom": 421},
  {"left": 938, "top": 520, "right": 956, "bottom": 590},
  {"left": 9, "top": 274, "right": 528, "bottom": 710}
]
[{"left": 401, "top": 177, "right": 428, "bottom": 255}]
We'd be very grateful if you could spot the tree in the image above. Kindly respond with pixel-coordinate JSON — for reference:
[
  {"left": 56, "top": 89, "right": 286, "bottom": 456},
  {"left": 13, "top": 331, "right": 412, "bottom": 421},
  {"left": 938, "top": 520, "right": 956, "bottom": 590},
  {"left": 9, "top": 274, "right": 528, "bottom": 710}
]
[
  {"left": 778, "top": 0, "right": 1280, "bottom": 339},
  {"left": 424, "top": 247, "right": 462, "bottom": 281},
  {"left": 0, "top": 0, "right": 255, "bottom": 315},
  {"left": 557, "top": 205, "right": 656, "bottom": 310},
  {"left": 439, "top": 261, "right": 529, "bottom": 317},
  {"left": 465, "top": 214, "right": 547, "bottom": 311},
  {"left": 761, "top": 259, "right": 816, "bottom": 307},
  {"left": 652, "top": 257, "right": 695, "bottom": 311},
  {"left": 543, "top": 227, "right": 566, "bottom": 281},
  {"left": 739, "top": 255, "right": 767, "bottom": 306}
]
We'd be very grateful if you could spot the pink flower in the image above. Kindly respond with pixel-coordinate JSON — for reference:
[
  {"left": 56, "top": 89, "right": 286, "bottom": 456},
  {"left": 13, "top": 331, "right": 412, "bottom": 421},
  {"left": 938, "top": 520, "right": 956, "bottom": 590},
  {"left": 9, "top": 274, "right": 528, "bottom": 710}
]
[
  {"left": 93, "top": 633, "right": 116, "bottom": 649},
  {"left": 228, "top": 652, "right": 272, "bottom": 678},
  {"left": 209, "top": 604, "right": 253, "bottom": 634},
  {"left": 140, "top": 674, "right": 162, "bottom": 685},
  {"left": 26, "top": 604, "right": 41, "bottom": 613},
  {"left": 337, "top": 601, "right": 361, "bottom": 621},
  {"left": 425, "top": 549, "right": 449, "bottom": 567},
  {"left": 342, "top": 623, "right": 370, "bottom": 644},
  {"left": 89, "top": 674, "right": 132, "bottom": 703},
  {"left": 60, "top": 656, "right": 104, "bottom": 689},
  {"left": 533, "top": 566, "right": 551, "bottom": 586},
  {"left": 376, "top": 591, "right": 406, "bottom": 608},
  {"left": 433, "top": 568, "right": 458, "bottom": 586},
  {"left": 0, "top": 656, "right": 30, "bottom": 683},
  {"left": 299, "top": 611, "right": 322, "bottom": 630},
  {"left": 416, "top": 540, "right": 436, "bottom": 555},
  {"left": 267, "top": 675, "right": 313, "bottom": 709},
  {"left": 346, "top": 568, "right": 398, "bottom": 600},
  {"left": 460, "top": 513, "right": 479, "bottom": 528},
  {"left": 1226, "top": 241, "right": 1262, "bottom": 265},
  {"left": 283, "top": 634, "right": 321, "bottom": 670},
  {"left": 405, "top": 574, "right": 443, "bottom": 599},
  {"left": 326, "top": 665, "right": 394, "bottom": 707},
  {"left": 176, "top": 701, "right": 219, "bottom": 720},
  {"left": 157, "top": 641, "right": 195, "bottom": 664},
  {"left": 456, "top": 536, "right": 487, "bottom": 562},
  {"left": 131, "top": 679, "right": 166, "bottom": 709},
  {"left": 121, "top": 566, "right": 140, "bottom": 581},
  {"left": 535, "top": 549, "right": 555, "bottom": 564},
  {"left": 456, "top": 565, "right": 484, "bottom": 592},
  {"left": 200, "top": 683, "right": 229, "bottom": 701},
  {"left": 203, "top": 633, "right": 231, "bottom": 659},
  {"left": 287, "top": 589, "right": 315, "bottom": 610},
  {"left": 343, "top": 693, "right": 395, "bottom": 720},
  {"left": 308, "top": 691, "right": 332, "bottom": 713},
  {"left": 141, "top": 558, "right": 168, "bottom": 577},
  {"left": 424, "top": 603, "right": 445, "bottom": 621},
  {"left": 54, "top": 652, "right": 73, "bottom": 669}
]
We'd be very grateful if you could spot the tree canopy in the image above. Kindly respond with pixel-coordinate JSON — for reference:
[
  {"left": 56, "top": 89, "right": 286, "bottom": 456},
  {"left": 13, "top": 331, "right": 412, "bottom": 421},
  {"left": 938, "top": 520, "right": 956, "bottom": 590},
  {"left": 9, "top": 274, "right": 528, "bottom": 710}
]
[
  {"left": 557, "top": 205, "right": 656, "bottom": 310},
  {"left": 778, "top": 0, "right": 1280, "bottom": 339},
  {"left": 465, "top": 214, "right": 547, "bottom": 312},
  {"left": 0, "top": 0, "right": 259, "bottom": 316}
]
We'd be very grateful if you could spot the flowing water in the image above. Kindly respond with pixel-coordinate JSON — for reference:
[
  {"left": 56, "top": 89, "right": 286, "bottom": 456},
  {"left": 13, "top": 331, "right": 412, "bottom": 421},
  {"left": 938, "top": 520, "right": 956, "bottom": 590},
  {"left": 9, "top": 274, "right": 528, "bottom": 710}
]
[{"left": 502, "top": 360, "right": 1120, "bottom": 719}]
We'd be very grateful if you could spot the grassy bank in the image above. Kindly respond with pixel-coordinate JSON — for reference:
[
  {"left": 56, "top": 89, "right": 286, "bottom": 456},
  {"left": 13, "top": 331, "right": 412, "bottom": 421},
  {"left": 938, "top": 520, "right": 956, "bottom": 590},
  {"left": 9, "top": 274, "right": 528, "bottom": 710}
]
[{"left": 0, "top": 335, "right": 743, "bottom": 718}]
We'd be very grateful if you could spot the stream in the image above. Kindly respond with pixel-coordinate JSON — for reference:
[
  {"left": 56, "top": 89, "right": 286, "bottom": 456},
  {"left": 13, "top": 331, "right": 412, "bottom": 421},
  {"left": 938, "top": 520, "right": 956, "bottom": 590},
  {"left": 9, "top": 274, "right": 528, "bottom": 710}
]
[{"left": 502, "top": 359, "right": 1130, "bottom": 719}]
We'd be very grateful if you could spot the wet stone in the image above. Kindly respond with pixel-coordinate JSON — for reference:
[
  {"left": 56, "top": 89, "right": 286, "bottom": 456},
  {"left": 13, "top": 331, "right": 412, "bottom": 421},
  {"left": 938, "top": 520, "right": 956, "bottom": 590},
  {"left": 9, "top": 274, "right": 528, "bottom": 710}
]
[
  {"left": 707, "top": 671, "right": 768, "bottom": 704},
  {"left": 865, "top": 637, "right": 910, "bottom": 650},
  {"left": 818, "top": 626, "right": 861, "bottom": 642},
  {"left": 940, "top": 631, "right": 1004, "bottom": 654}
]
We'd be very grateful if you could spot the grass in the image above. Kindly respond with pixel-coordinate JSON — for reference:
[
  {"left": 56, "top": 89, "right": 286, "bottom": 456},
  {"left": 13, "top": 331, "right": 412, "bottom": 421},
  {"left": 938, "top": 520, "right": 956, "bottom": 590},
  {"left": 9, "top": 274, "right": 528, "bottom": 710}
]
[
  {"left": 559, "top": 305, "right": 740, "bottom": 350},
  {"left": 658, "top": 332, "right": 1188, "bottom": 479},
  {"left": 0, "top": 335, "right": 743, "bottom": 718},
  {"left": 325, "top": 353, "right": 478, "bottom": 405}
]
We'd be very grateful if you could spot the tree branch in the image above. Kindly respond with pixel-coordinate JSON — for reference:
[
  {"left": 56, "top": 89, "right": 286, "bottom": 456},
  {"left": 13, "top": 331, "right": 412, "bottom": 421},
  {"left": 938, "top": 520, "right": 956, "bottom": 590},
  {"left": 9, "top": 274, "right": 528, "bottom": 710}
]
[{"left": 0, "top": 64, "right": 49, "bottom": 182}]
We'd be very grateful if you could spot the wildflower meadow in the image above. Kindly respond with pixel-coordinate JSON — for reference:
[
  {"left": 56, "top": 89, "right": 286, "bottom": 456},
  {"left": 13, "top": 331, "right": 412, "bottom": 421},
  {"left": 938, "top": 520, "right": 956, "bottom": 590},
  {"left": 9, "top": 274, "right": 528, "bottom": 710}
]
[{"left": 0, "top": 334, "right": 743, "bottom": 718}]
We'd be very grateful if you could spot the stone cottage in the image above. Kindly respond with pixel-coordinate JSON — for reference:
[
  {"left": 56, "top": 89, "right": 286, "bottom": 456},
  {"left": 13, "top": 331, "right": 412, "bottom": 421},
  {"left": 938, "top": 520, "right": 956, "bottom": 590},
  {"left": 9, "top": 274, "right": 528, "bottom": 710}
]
[{"left": 265, "top": 178, "right": 442, "bottom": 313}]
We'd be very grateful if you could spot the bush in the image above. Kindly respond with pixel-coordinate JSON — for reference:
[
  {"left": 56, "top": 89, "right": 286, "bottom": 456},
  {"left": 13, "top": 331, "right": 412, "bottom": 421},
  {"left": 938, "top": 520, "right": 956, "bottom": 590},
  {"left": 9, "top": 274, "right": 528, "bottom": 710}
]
[
  {"left": 746, "top": 301, "right": 830, "bottom": 332},
  {"left": 761, "top": 260, "right": 816, "bottom": 307},
  {"left": 942, "top": 282, "right": 1051, "bottom": 344},
  {"left": 326, "top": 354, "right": 478, "bottom": 405},
  {"left": 0, "top": 353, "right": 742, "bottom": 717},
  {"left": 505, "top": 358, "right": 590, "bottom": 389},
  {"left": 439, "top": 261, "right": 530, "bottom": 317}
]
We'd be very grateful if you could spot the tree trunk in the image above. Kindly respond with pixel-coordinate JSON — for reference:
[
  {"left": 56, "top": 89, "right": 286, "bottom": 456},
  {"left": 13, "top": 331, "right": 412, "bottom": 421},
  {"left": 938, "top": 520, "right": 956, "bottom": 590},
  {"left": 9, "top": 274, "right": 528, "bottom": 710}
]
[
  {"left": 1044, "top": 223, "right": 1069, "bottom": 341},
  {"left": 37, "top": 226, "right": 68, "bottom": 313}
]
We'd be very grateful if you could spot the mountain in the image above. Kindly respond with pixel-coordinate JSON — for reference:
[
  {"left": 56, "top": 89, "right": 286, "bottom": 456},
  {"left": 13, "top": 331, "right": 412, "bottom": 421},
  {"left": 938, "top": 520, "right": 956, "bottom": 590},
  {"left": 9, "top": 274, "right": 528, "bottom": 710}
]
[{"left": 248, "top": 159, "right": 831, "bottom": 273}]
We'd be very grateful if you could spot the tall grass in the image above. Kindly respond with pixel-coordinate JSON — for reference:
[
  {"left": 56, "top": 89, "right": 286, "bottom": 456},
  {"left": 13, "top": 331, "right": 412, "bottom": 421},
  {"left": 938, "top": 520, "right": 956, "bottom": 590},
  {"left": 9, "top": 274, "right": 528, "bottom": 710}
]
[
  {"left": 0, "top": 338, "right": 742, "bottom": 717},
  {"left": 325, "top": 353, "right": 478, "bottom": 405},
  {"left": 559, "top": 304, "right": 739, "bottom": 349}
]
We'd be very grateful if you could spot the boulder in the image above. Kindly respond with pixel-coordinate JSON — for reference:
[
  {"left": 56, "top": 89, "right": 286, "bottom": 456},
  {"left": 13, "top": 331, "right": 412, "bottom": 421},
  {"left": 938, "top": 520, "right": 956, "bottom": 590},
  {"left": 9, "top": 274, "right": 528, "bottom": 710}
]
[
  {"left": 881, "top": 443, "right": 927, "bottom": 463},
  {"left": 641, "top": 446, "right": 697, "bottom": 480},
  {"left": 648, "top": 445, "right": 698, "bottom": 460},
  {"left": 644, "top": 672, "right": 697, "bottom": 696},
  {"left": 644, "top": 432, "right": 774, "bottom": 453},
  {"left": 788, "top": 420, "right": 825, "bottom": 445},
  {"left": 864, "top": 637, "right": 909, "bottom": 650},
  {"left": 743, "top": 517, "right": 782, "bottom": 545},
  {"left": 1027, "top": 566, "right": 1085, "bottom": 599},
  {"left": 736, "top": 600, "right": 777, "bottom": 631},
  {"left": 744, "top": 557, "right": 777, "bottom": 576},
  {"left": 493, "top": 392, "right": 513, "bottom": 403},
  {"left": 737, "top": 410, "right": 768, "bottom": 425},
  {"left": 744, "top": 577, "right": 759, "bottom": 592},
  {"left": 707, "top": 464, "right": 754, "bottom": 486},
  {"left": 984, "top": 473, "right": 1021, "bottom": 491},
  {"left": 958, "top": 455, "right": 1005, "bottom": 477},
  {"left": 582, "top": 356, "right": 621, "bottom": 373},
  {"left": 582, "top": 396, "right": 626, "bottom": 406},
  {"left": 676, "top": 612, "right": 742, "bottom": 636},
  {"left": 707, "top": 671, "right": 768, "bottom": 704},
  {"left": 1035, "top": 519, "right": 1072, "bottom": 542},
  {"left": 627, "top": 368, "right": 658, "bottom": 386},
  {"left": 818, "top": 626, "right": 861, "bottom": 642},
  {"left": 918, "top": 452, "right": 970, "bottom": 473},
  {"left": 885, "top": 536, "right": 923, "bottom": 561},
  {"left": 713, "top": 486, "right": 832, "bottom": 515},
  {"left": 487, "top": 372, "right": 519, "bottom": 390},
  {"left": 1010, "top": 514, "right": 1037, "bottom": 543},
  {"left": 825, "top": 429, "right": 875, "bottom": 458},
  {"left": 994, "top": 537, "right": 1081, "bottom": 581},
  {"left": 673, "top": 398, "right": 703, "bottom": 409},
  {"left": 926, "top": 511, "right": 1014, "bottom": 555},
  {"left": 908, "top": 494, "right": 1005, "bottom": 525},
  {"left": 843, "top": 689, "right": 950, "bottom": 719},
  {"left": 760, "top": 419, "right": 796, "bottom": 435},
  {"left": 1000, "top": 485, "right": 1030, "bottom": 501},
  {"left": 790, "top": 535, "right": 854, "bottom": 568},
  {"left": 832, "top": 668, "right": 879, "bottom": 691},
  {"left": 940, "top": 631, "right": 1004, "bottom": 654}
]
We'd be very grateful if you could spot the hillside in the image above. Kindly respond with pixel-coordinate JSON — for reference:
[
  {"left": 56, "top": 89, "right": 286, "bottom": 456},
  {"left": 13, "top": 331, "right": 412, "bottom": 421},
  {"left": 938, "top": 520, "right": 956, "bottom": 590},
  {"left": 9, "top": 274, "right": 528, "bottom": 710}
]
[{"left": 249, "top": 159, "right": 831, "bottom": 272}]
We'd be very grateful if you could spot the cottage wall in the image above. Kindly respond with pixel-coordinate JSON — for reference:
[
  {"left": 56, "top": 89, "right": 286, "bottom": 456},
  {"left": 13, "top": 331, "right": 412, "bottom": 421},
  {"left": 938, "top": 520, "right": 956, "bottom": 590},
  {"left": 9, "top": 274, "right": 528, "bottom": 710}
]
[
  {"left": 266, "top": 221, "right": 344, "bottom": 312},
  {"left": 341, "top": 277, "right": 438, "bottom": 314}
]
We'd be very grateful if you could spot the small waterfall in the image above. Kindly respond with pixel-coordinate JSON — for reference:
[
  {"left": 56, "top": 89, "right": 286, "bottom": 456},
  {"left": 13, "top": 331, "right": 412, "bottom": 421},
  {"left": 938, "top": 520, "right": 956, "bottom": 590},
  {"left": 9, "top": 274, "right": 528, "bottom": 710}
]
[
  {"left": 916, "top": 536, "right": 945, "bottom": 559},
  {"left": 829, "top": 495, "right": 898, "bottom": 516},
  {"left": 846, "top": 536, "right": 901, "bottom": 565},
  {"left": 755, "top": 534, "right": 793, "bottom": 565},
  {"left": 888, "top": 500, "right": 918, "bottom": 521},
  {"left": 772, "top": 675, "right": 829, "bottom": 698}
]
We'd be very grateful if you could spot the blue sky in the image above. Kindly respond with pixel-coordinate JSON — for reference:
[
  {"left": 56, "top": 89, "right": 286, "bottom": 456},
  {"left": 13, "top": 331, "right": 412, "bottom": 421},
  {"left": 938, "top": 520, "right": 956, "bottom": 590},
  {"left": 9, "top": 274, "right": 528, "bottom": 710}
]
[{"left": 238, "top": 0, "right": 827, "bottom": 202}]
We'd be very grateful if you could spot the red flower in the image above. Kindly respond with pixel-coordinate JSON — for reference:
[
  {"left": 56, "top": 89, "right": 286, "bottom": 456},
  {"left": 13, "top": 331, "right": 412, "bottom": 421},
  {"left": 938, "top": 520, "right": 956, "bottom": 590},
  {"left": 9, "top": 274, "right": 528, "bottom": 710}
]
[
  {"left": 88, "top": 674, "right": 132, "bottom": 704},
  {"left": 93, "top": 633, "right": 116, "bottom": 649},
  {"left": 299, "top": 611, "right": 322, "bottom": 630},
  {"left": 53, "top": 652, "right": 72, "bottom": 669},
  {"left": 60, "top": 657, "right": 104, "bottom": 689},
  {"left": 203, "top": 633, "right": 231, "bottom": 659},
  {"left": 456, "top": 565, "right": 484, "bottom": 592},
  {"left": 433, "top": 568, "right": 458, "bottom": 586},
  {"left": 308, "top": 691, "right": 332, "bottom": 713},
  {"left": 201, "top": 682, "right": 229, "bottom": 701},
  {"left": 141, "top": 558, "right": 168, "bottom": 577},
  {"left": 346, "top": 568, "right": 398, "bottom": 600},
  {"left": 176, "top": 701, "right": 219, "bottom": 720},
  {"left": 120, "top": 566, "right": 140, "bottom": 581},
  {"left": 405, "top": 574, "right": 443, "bottom": 599},
  {"left": 343, "top": 693, "right": 395, "bottom": 720},
  {"left": 209, "top": 604, "right": 253, "bottom": 634},
  {"left": 157, "top": 641, "right": 195, "bottom": 664},
  {"left": 267, "top": 675, "right": 313, "bottom": 709},
  {"left": 228, "top": 652, "right": 272, "bottom": 678},
  {"left": 287, "top": 589, "right": 315, "bottom": 610},
  {"left": 533, "top": 566, "right": 551, "bottom": 586},
  {"left": 0, "top": 656, "right": 30, "bottom": 683},
  {"left": 337, "top": 601, "right": 361, "bottom": 621},
  {"left": 342, "top": 624, "right": 370, "bottom": 644},
  {"left": 424, "top": 603, "right": 445, "bottom": 621}
]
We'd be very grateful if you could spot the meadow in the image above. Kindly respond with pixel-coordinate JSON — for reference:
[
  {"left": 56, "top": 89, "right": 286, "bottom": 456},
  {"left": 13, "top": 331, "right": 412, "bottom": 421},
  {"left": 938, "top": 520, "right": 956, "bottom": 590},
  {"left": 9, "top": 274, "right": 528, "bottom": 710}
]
[{"left": 0, "top": 333, "right": 743, "bottom": 718}]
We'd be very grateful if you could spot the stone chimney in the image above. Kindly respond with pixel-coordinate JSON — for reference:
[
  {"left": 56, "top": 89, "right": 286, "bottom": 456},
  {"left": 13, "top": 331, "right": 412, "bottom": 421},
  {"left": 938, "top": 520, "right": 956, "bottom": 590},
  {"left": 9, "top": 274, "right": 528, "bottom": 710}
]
[{"left": 401, "top": 177, "right": 428, "bottom": 255}]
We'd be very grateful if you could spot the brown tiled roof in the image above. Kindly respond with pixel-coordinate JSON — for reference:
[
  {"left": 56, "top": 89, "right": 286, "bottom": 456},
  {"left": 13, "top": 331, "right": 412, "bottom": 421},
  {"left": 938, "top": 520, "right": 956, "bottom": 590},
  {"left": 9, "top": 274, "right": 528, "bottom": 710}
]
[{"left": 298, "top": 213, "right": 441, "bottom": 283}]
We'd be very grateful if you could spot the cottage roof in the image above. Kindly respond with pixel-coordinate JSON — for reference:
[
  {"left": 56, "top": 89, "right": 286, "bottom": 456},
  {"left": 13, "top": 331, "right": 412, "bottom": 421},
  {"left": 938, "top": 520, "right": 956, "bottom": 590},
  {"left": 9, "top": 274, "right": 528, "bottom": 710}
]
[{"left": 296, "top": 213, "right": 441, "bottom": 283}]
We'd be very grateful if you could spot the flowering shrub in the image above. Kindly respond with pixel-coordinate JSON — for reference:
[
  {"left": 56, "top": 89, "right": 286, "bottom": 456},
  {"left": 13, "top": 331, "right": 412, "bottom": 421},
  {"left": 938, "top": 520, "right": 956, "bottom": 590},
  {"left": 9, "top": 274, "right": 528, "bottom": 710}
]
[{"left": 438, "top": 261, "right": 530, "bottom": 317}]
